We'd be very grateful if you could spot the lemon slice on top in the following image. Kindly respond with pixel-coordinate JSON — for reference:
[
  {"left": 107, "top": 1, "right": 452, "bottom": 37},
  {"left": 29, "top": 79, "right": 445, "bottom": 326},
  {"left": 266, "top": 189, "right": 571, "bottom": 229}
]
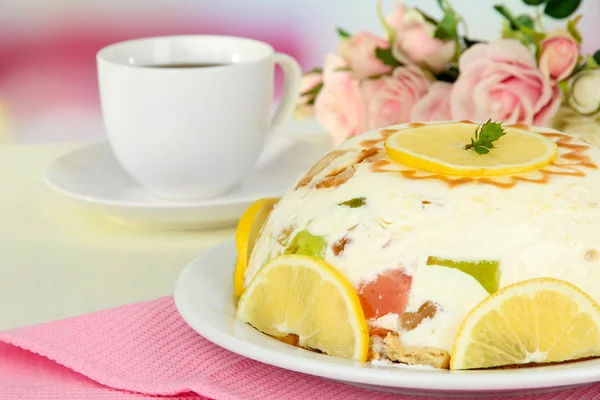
[
  {"left": 236, "top": 254, "right": 369, "bottom": 361},
  {"left": 233, "top": 197, "right": 279, "bottom": 298},
  {"left": 384, "top": 122, "right": 558, "bottom": 176},
  {"left": 451, "top": 278, "right": 600, "bottom": 370}
]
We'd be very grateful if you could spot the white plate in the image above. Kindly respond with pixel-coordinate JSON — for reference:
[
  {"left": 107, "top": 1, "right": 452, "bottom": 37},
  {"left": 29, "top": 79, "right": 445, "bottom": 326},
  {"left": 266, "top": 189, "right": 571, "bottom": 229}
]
[
  {"left": 174, "top": 240, "right": 600, "bottom": 398},
  {"left": 44, "top": 132, "right": 332, "bottom": 229}
]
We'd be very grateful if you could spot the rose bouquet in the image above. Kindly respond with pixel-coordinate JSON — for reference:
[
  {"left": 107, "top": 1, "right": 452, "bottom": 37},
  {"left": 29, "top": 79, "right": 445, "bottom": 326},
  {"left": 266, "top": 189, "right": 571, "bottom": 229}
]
[{"left": 297, "top": 0, "right": 600, "bottom": 146}]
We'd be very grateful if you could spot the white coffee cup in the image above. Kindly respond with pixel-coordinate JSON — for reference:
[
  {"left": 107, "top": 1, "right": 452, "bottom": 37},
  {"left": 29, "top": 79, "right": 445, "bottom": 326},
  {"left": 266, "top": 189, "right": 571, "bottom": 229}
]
[{"left": 97, "top": 35, "right": 301, "bottom": 200}]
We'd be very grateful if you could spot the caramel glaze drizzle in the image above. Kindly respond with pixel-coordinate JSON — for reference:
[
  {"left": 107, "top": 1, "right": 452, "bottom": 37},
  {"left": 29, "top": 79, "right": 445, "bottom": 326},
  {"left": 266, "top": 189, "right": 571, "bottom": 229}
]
[
  {"left": 359, "top": 128, "right": 397, "bottom": 148},
  {"left": 359, "top": 127, "right": 597, "bottom": 189},
  {"left": 507, "top": 123, "right": 530, "bottom": 130}
]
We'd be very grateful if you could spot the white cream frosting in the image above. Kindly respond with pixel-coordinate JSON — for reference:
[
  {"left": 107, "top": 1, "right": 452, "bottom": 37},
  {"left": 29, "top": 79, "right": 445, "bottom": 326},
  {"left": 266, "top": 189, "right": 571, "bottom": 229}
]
[{"left": 245, "top": 122, "right": 600, "bottom": 353}]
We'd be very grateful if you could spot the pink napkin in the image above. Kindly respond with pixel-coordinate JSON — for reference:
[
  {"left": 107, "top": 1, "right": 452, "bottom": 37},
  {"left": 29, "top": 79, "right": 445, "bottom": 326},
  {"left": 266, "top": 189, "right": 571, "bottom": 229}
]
[{"left": 0, "top": 297, "right": 599, "bottom": 400}]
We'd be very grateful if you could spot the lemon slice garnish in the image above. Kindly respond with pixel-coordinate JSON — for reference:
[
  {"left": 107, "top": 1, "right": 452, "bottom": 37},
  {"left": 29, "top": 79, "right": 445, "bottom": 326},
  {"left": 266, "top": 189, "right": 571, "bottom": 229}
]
[
  {"left": 451, "top": 278, "right": 600, "bottom": 370},
  {"left": 233, "top": 197, "right": 279, "bottom": 298},
  {"left": 384, "top": 122, "right": 558, "bottom": 176},
  {"left": 236, "top": 254, "right": 369, "bottom": 361}
]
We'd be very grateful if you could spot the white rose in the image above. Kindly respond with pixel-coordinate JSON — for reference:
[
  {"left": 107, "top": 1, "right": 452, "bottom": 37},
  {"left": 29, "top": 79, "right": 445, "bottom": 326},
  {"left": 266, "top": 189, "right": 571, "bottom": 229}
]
[{"left": 569, "top": 69, "right": 600, "bottom": 115}]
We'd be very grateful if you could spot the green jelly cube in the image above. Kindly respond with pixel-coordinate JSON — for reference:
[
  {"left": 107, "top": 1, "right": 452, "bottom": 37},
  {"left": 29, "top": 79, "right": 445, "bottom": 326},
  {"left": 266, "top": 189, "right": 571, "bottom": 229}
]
[
  {"left": 284, "top": 230, "right": 327, "bottom": 259},
  {"left": 426, "top": 256, "right": 500, "bottom": 294}
]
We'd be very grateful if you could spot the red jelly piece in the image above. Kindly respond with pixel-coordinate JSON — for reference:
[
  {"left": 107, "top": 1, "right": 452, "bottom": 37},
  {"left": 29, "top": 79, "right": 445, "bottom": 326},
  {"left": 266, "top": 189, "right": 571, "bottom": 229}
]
[
  {"left": 357, "top": 269, "right": 412, "bottom": 320},
  {"left": 369, "top": 327, "right": 394, "bottom": 338}
]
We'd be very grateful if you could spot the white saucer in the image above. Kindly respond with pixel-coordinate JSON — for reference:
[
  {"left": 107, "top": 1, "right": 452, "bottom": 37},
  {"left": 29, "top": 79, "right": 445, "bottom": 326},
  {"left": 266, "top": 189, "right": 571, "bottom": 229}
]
[
  {"left": 44, "top": 132, "right": 332, "bottom": 229},
  {"left": 174, "top": 240, "right": 600, "bottom": 398}
]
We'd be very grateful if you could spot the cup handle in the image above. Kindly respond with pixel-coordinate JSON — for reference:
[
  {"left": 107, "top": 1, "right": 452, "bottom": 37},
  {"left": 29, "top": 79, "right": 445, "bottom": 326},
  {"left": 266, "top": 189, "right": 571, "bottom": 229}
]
[{"left": 269, "top": 53, "right": 302, "bottom": 134}]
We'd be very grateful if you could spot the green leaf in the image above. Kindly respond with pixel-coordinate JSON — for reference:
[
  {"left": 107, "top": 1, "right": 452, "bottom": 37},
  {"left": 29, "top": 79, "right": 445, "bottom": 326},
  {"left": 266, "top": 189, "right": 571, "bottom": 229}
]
[
  {"left": 300, "top": 82, "right": 323, "bottom": 97},
  {"left": 567, "top": 15, "right": 583, "bottom": 43},
  {"left": 436, "top": 65, "right": 459, "bottom": 83},
  {"left": 377, "top": 2, "right": 397, "bottom": 43},
  {"left": 594, "top": 50, "right": 600, "bottom": 66},
  {"left": 465, "top": 120, "right": 507, "bottom": 155},
  {"left": 478, "top": 120, "right": 506, "bottom": 143},
  {"left": 415, "top": 8, "right": 439, "bottom": 25},
  {"left": 338, "top": 197, "right": 367, "bottom": 208},
  {"left": 516, "top": 14, "right": 535, "bottom": 29},
  {"left": 436, "top": 0, "right": 451, "bottom": 10},
  {"left": 375, "top": 47, "right": 401, "bottom": 67},
  {"left": 494, "top": 4, "right": 520, "bottom": 29},
  {"left": 501, "top": 20, "right": 517, "bottom": 38},
  {"left": 306, "top": 67, "right": 323, "bottom": 74},
  {"left": 523, "top": 0, "right": 547, "bottom": 5},
  {"left": 501, "top": 21, "right": 532, "bottom": 45},
  {"left": 500, "top": 16, "right": 544, "bottom": 48},
  {"left": 474, "top": 146, "right": 490, "bottom": 155},
  {"left": 521, "top": 26, "right": 547, "bottom": 42},
  {"left": 434, "top": 12, "right": 459, "bottom": 40},
  {"left": 336, "top": 27, "right": 351, "bottom": 39},
  {"left": 558, "top": 79, "right": 570, "bottom": 95},
  {"left": 333, "top": 67, "right": 351, "bottom": 72},
  {"left": 572, "top": 56, "right": 586, "bottom": 75},
  {"left": 463, "top": 37, "right": 482, "bottom": 48},
  {"left": 587, "top": 54, "right": 599, "bottom": 69},
  {"left": 544, "top": 0, "right": 581, "bottom": 19}
]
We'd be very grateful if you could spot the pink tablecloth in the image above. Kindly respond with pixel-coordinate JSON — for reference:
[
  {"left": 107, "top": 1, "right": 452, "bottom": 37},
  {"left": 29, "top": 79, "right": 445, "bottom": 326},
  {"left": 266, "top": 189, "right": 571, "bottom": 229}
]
[{"left": 0, "top": 296, "right": 598, "bottom": 399}]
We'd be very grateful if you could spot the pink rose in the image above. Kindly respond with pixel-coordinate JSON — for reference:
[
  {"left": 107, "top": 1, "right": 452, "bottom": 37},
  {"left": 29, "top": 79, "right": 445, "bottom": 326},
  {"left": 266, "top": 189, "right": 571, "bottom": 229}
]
[
  {"left": 451, "top": 39, "right": 562, "bottom": 126},
  {"left": 338, "top": 31, "right": 393, "bottom": 80},
  {"left": 314, "top": 54, "right": 365, "bottom": 146},
  {"left": 295, "top": 71, "right": 323, "bottom": 118},
  {"left": 539, "top": 30, "right": 579, "bottom": 82},
  {"left": 362, "top": 65, "right": 430, "bottom": 130},
  {"left": 411, "top": 82, "right": 452, "bottom": 121},
  {"left": 386, "top": 3, "right": 455, "bottom": 73}
]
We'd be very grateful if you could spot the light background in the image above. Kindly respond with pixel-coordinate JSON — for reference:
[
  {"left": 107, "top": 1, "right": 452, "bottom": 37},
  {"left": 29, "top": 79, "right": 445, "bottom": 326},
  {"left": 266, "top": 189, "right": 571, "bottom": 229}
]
[{"left": 0, "top": 0, "right": 598, "bottom": 143}]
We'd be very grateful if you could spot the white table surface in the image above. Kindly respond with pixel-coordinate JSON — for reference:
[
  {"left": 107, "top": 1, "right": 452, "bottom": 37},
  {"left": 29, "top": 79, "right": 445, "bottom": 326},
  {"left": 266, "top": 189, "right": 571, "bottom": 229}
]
[{"left": 0, "top": 143, "right": 235, "bottom": 330}]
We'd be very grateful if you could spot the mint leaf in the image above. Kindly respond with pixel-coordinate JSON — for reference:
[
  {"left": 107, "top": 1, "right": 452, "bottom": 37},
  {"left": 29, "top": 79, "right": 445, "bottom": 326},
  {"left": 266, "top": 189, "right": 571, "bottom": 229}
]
[
  {"left": 478, "top": 121, "right": 506, "bottom": 143},
  {"left": 523, "top": 0, "right": 547, "bottom": 5},
  {"left": 473, "top": 145, "right": 490, "bottom": 155},
  {"left": 375, "top": 47, "right": 401, "bottom": 67},
  {"left": 465, "top": 120, "right": 506, "bottom": 155},
  {"left": 337, "top": 27, "right": 351, "bottom": 39},
  {"left": 544, "top": 0, "right": 581, "bottom": 19},
  {"left": 338, "top": 197, "right": 366, "bottom": 208}
]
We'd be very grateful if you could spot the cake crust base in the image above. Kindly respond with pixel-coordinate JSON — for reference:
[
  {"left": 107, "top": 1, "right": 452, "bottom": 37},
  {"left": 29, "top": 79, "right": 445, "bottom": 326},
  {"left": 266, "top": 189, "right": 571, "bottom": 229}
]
[{"left": 382, "top": 333, "right": 450, "bottom": 369}]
